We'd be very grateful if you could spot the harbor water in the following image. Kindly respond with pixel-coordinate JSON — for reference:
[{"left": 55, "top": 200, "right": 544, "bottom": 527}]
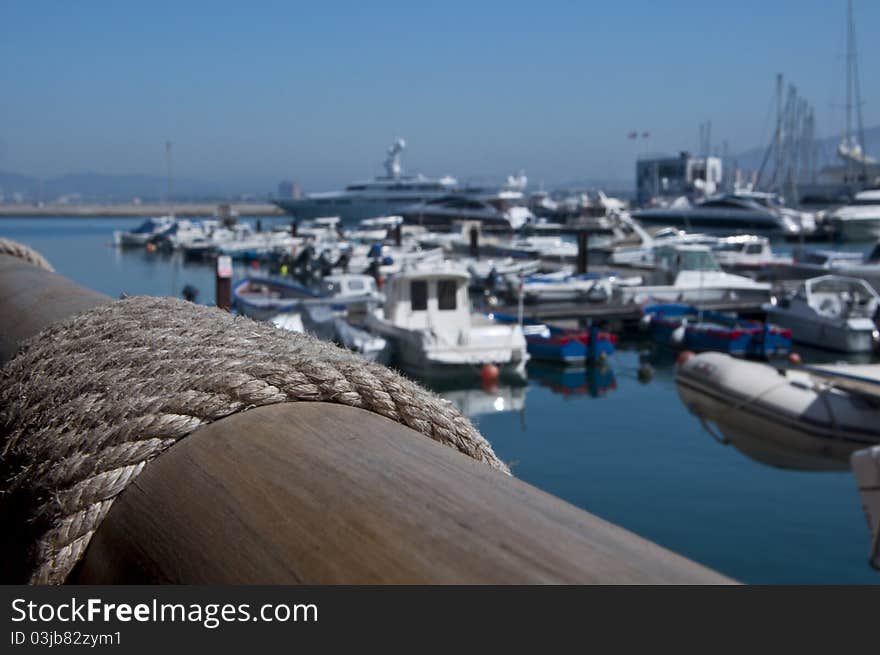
[{"left": 2, "top": 216, "right": 876, "bottom": 584}]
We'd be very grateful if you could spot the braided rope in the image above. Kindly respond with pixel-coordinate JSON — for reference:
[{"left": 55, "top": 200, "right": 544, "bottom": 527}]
[
  {"left": 0, "top": 238, "right": 55, "bottom": 272},
  {"left": 1, "top": 296, "right": 508, "bottom": 585}
]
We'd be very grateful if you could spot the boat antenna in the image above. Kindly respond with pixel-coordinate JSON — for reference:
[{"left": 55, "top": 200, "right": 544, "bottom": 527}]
[{"left": 384, "top": 138, "right": 406, "bottom": 179}]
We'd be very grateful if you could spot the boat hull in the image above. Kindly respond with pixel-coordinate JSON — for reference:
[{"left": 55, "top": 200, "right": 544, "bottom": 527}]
[
  {"left": 676, "top": 353, "right": 880, "bottom": 470},
  {"left": 765, "top": 308, "right": 876, "bottom": 353}
]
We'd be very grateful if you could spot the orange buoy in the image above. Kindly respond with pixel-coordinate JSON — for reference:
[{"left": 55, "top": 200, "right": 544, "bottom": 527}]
[
  {"left": 480, "top": 363, "right": 500, "bottom": 388},
  {"left": 675, "top": 350, "right": 695, "bottom": 368},
  {"left": 788, "top": 352, "right": 802, "bottom": 365}
]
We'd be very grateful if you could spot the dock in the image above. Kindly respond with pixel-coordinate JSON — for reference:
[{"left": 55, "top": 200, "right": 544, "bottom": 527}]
[
  {"left": 489, "top": 298, "right": 769, "bottom": 324},
  {"left": 0, "top": 202, "right": 285, "bottom": 218}
]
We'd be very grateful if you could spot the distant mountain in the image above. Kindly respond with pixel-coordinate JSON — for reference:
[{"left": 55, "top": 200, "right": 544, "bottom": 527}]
[
  {"left": 731, "top": 124, "right": 880, "bottom": 174},
  {"left": 0, "top": 171, "right": 270, "bottom": 203}
]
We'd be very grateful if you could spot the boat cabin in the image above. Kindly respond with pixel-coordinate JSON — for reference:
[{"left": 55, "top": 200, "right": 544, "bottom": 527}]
[
  {"left": 649, "top": 244, "right": 722, "bottom": 285},
  {"left": 790, "top": 275, "right": 879, "bottom": 319},
  {"left": 319, "top": 274, "right": 379, "bottom": 299},
  {"left": 383, "top": 267, "right": 472, "bottom": 338}
]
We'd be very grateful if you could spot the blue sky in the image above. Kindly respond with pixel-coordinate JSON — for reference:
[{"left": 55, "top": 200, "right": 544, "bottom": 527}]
[{"left": 1, "top": 0, "right": 878, "bottom": 190}]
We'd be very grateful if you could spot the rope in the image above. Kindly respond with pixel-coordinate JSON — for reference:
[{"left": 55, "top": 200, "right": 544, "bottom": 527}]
[
  {"left": 0, "top": 296, "right": 509, "bottom": 585},
  {"left": 0, "top": 238, "right": 55, "bottom": 272}
]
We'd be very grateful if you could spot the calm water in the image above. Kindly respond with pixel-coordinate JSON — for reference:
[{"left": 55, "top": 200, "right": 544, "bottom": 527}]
[{"left": 2, "top": 217, "right": 877, "bottom": 584}]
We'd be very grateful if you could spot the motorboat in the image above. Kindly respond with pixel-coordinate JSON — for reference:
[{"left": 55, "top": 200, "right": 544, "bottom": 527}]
[
  {"left": 641, "top": 303, "right": 791, "bottom": 358},
  {"left": 710, "top": 235, "right": 792, "bottom": 275},
  {"left": 619, "top": 244, "right": 772, "bottom": 305},
  {"left": 400, "top": 193, "right": 534, "bottom": 231},
  {"left": 826, "top": 189, "right": 880, "bottom": 241},
  {"left": 780, "top": 246, "right": 880, "bottom": 292},
  {"left": 512, "top": 270, "right": 634, "bottom": 304},
  {"left": 609, "top": 227, "right": 717, "bottom": 268},
  {"left": 365, "top": 263, "right": 529, "bottom": 380},
  {"left": 270, "top": 305, "right": 389, "bottom": 363},
  {"left": 763, "top": 275, "right": 879, "bottom": 353},
  {"left": 491, "top": 313, "right": 617, "bottom": 363},
  {"left": 676, "top": 351, "right": 880, "bottom": 471},
  {"left": 275, "top": 139, "right": 459, "bottom": 222},
  {"left": 233, "top": 273, "right": 382, "bottom": 321},
  {"left": 632, "top": 193, "right": 815, "bottom": 237},
  {"left": 113, "top": 215, "right": 175, "bottom": 247}
]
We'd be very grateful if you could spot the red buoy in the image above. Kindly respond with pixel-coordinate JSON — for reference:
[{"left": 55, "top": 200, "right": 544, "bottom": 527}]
[
  {"left": 788, "top": 352, "right": 802, "bottom": 365},
  {"left": 480, "top": 363, "right": 500, "bottom": 388}
]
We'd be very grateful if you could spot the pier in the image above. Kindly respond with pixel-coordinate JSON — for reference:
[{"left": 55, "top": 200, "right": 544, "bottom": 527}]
[{"left": 0, "top": 202, "right": 285, "bottom": 218}]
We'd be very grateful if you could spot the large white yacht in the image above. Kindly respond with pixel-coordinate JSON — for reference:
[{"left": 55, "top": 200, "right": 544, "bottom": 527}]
[
  {"left": 275, "top": 139, "right": 458, "bottom": 222},
  {"left": 826, "top": 189, "right": 880, "bottom": 241}
]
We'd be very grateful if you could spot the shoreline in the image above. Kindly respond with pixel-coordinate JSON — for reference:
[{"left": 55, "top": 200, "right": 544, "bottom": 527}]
[{"left": 0, "top": 202, "right": 286, "bottom": 218}]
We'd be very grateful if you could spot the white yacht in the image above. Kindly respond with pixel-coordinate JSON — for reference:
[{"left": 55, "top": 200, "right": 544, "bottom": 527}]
[
  {"left": 365, "top": 263, "right": 529, "bottom": 380},
  {"left": 826, "top": 189, "right": 880, "bottom": 241},
  {"left": 619, "top": 244, "right": 772, "bottom": 305},
  {"left": 764, "top": 275, "right": 879, "bottom": 353},
  {"left": 275, "top": 139, "right": 458, "bottom": 222}
]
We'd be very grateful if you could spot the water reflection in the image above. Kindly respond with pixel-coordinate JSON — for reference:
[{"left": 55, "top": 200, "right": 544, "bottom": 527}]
[
  {"left": 711, "top": 426, "right": 850, "bottom": 472},
  {"left": 434, "top": 384, "right": 528, "bottom": 418},
  {"left": 527, "top": 362, "right": 616, "bottom": 398}
]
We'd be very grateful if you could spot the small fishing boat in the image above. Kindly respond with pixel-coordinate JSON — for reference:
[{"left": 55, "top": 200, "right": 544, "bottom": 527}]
[
  {"left": 299, "top": 304, "right": 390, "bottom": 363},
  {"left": 491, "top": 313, "right": 616, "bottom": 363},
  {"left": 676, "top": 352, "right": 880, "bottom": 471},
  {"left": 642, "top": 304, "right": 791, "bottom": 357},
  {"left": 764, "top": 275, "right": 880, "bottom": 353},
  {"left": 113, "top": 216, "right": 175, "bottom": 247},
  {"left": 365, "top": 263, "right": 529, "bottom": 380}
]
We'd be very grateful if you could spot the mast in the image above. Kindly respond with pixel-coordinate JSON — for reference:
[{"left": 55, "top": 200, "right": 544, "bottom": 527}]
[
  {"left": 849, "top": 0, "right": 868, "bottom": 184},
  {"left": 165, "top": 140, "right": 174, "bottom": 218}
]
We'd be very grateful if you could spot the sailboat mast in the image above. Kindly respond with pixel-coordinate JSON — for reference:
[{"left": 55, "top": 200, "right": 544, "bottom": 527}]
[
  {"left": 165, "top": 140, "right": 174, "bottom": 217},
  {"left": 849, "top": 0, "right": 868, "bottom": 184}
]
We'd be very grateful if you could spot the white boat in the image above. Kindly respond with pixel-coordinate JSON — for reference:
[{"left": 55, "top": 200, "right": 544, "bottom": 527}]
[
  {"left": 609, "top": 227, "right": 717, "bottom": 268},
  {"left": 270, "top": 305, "right": 389, "bottom": 363},
  {"left": 827, "top": 190, "right": 880, "bottom": 241},
  {"left": 677, "top": 351, "right": 880, "bottom": 471},
  {"left": 851, "top": 445, "right": 880, "bottom": 569},
  {"left": 365, "top": 263, "right": 529, "bottom": 380},
  {"left": 113, "top": 215, "right": 175, "bottom": 247},
  {"left": 513, "top": 270, "right": 639, "bottom": 304},
  {"left": 763, "top": 275, "right": 879, "bottom": 353},
  {"left": 711, "top": 235, "right": 792, "bottom": 273},
  {"left": 619, "top": 244, "right": 772, "bottom": 305},
  {"left": 275, "top": 139, "right": 458, "bottom": 222}
]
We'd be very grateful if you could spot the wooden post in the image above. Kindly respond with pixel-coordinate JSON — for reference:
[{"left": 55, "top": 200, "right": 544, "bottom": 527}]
[
  {"left": 216, "top": 255, "right": 232, "bottom": 311},
  {"left": 255, "top": 219, "right": 262, "bottom": 233},
  {"left": 470, "top": 225, "right": 479, "bottom": 258},
  {"left": 394, "top": 222, "right": 402, "bottom": 246},
  {"left": 577, "top": 230, "right": 589, "bottom": 274}
]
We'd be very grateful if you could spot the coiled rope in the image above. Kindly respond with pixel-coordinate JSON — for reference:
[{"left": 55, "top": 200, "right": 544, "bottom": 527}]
[
  {"left": 0, "top": 237, "right": 54, "bottom": 272},
  {"left": 1, "top": 295, "right": 509, "bottom": 585}
]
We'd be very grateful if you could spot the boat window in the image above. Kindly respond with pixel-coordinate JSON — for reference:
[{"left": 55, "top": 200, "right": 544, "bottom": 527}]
[
  {"left": 438, "top": 280, "right": 457, "bottom": 310},
  {"left": 745, "top": 243, "right": 763, "bottom": 254},
  {"left": 411, "top": 280, "right": 428, "bottom": 311},
  {"left": 347, "top": 279, "right": 365, "bottom": 291}
]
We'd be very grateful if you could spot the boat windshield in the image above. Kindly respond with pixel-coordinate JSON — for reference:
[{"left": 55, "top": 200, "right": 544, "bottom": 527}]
[{"left": 657, "top": 248, "right": 721, "bottom": 272}]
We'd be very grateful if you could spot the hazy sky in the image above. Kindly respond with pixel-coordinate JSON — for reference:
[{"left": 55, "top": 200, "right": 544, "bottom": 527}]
[{"left": 1, "top": 0, "right": 878, "bottom": 190}]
